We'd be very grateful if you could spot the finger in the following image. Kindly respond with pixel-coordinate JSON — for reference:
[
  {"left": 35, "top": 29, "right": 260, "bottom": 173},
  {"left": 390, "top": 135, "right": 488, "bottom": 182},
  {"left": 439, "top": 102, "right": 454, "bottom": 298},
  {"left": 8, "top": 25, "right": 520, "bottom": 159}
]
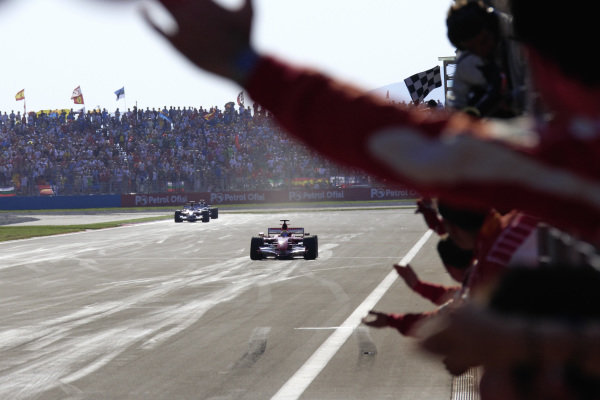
[
  {"left": 140, "top": 5, "right": 175, "bottom": 40},
  {"left": 394, "top": 264, "right": 408, "bottom": 274},
  {"left": 362, "top": 318, "right": 384, "bottom": 328}
]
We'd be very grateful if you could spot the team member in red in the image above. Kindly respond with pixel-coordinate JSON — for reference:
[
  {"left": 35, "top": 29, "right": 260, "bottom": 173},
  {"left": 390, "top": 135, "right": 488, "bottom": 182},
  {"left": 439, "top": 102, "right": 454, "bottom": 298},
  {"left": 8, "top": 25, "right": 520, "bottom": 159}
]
[
  {"left": 363, "top": 204, "right": 539, "bottom": 342},
  {"left": 144, "top": 0, "right": 600, "bottom": 245},
  {"left": 399, "top": 199, "right": 473, "bottom": 305},
  {"left": 395, "top": 234, "right": 474, "bottom": 305}
]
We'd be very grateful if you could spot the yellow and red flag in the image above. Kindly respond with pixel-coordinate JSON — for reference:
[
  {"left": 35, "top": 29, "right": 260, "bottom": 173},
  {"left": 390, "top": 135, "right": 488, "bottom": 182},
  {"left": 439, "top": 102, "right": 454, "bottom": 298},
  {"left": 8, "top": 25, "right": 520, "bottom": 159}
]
[
  {"left": 71, "top": 86, "right": 84, "bottom": 105},
  {"left": 15, "top": 89, "right": 25, "bottom": 101}
]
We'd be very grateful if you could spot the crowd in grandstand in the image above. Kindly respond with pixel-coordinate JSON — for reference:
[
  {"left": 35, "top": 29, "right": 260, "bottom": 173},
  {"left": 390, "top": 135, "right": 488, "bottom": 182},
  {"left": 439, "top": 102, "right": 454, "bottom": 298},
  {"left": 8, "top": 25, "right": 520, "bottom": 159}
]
[{"left": 0, "top": 103, "right": 371, "bottom": 196}]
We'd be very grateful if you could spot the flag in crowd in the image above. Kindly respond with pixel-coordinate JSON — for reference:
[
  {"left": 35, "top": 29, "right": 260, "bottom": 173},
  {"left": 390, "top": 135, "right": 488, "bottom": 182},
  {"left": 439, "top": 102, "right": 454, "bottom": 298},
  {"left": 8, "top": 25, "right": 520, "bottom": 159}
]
[
  {"left": 71, "top": 86, "right": 84, "bottom": 105},
  {"left": 167, "top": 181, "right": 185, "bottom": 192},
  {"left": 204, "top": 109, "right": 216, "bottom": 120},
  {"left": 158, "top": 111, "right": 172, "bottom": 124},
  {"left": 15, "top": 89, "right": 25, "bottom": 101},
  {"left": 404, "top": 65, "right": 442, "bottom": 103},
  {"left": 237, "top": 91, "right": 245, "bottom": 107},
  {"left": 0, "top": 186, "right": 16, "bottom": 197},
  {"left": 38, "top": 184, "right": 55, "bottom": 196},
  {"left": 114, "top": 87, "right": 125, "bottom": 101}
]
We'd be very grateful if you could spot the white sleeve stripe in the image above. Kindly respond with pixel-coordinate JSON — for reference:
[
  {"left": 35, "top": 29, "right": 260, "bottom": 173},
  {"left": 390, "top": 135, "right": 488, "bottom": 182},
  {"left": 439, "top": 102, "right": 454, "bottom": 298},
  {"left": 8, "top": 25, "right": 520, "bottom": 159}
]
[{"left": 368, "top": 127, "right": 600, "bottom": 208}]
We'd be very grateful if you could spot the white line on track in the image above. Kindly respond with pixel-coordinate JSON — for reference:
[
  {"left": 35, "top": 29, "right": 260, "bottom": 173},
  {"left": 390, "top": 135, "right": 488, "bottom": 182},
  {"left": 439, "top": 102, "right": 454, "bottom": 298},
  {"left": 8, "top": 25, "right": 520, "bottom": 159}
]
[{"left": 270, "top": 230, "right": 433, "bottom": 400}]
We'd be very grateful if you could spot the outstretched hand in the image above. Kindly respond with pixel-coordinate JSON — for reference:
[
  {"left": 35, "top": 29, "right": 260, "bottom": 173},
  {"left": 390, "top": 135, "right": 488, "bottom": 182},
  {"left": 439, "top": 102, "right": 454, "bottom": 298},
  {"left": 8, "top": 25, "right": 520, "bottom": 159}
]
[
  {"left": 142, "top": 0, "right": 255, "bottom": 85},
  {"left": 415, "top": 198, "right": 446, "bottom": 234},
  {"left": 362, "top": 310, "right": 392, "bottom": 328},
  {"left": 394, "top": 263, "right": 419, "bottom": 289}
]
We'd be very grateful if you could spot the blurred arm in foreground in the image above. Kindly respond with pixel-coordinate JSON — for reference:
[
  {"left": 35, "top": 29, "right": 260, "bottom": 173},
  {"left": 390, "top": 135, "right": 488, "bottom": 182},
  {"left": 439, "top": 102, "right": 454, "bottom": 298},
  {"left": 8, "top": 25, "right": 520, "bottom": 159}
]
[{"left": 143, "top": 0, "right": 600, "bottom": 245}]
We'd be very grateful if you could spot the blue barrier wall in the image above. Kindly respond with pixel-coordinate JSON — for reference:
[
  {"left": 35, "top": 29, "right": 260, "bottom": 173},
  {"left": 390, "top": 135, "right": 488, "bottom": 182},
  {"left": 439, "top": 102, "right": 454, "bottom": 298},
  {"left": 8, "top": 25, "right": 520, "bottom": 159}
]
[{"left": 0, "top": 195, "right": 121, "bottom": 210}]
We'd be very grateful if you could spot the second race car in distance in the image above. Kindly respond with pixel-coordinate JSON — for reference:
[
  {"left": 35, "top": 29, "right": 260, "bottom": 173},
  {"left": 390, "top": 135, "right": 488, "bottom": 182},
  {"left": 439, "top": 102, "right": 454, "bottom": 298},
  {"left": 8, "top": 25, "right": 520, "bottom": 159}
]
[
  {"left": 174, "top": 200, "right": 219, "bottom": 223},
  {"left": 250, "top": 219, "right": 318, "bottom": 260}
]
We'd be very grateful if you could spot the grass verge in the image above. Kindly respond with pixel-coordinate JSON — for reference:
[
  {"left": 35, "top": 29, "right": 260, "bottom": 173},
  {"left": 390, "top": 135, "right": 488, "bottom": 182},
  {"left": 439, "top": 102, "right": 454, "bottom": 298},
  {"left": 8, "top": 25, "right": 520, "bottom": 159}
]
[{"left": 0, "top": 216, "right": 170, "bottom": 242}]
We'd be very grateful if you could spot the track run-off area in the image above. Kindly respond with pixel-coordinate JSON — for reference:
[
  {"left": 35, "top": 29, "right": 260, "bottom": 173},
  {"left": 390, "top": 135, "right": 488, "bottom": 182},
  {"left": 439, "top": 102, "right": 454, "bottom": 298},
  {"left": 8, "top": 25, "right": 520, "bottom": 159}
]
[{"left": 0, "top": 208, "right": 458, "bottom": 400}]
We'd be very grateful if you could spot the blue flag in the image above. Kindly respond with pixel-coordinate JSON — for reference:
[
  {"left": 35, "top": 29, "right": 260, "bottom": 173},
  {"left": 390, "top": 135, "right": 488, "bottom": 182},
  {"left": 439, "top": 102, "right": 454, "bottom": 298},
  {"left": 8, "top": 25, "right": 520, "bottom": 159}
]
[
  {"left": 114, "top": 87, "right": 125, "bottom": 101},
  {"left": 159, "top": 111, "right": 172, "bottom": 124}
]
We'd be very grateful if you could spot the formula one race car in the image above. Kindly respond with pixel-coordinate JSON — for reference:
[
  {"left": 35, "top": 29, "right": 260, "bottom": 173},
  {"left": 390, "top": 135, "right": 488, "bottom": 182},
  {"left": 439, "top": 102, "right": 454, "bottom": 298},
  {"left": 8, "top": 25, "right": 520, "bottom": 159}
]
[
  {"left": 174, "top": 200, "right": 219, "bottom": 223},
  {"left": 250, "top": 219, "right": 318, "bottom": 260}
]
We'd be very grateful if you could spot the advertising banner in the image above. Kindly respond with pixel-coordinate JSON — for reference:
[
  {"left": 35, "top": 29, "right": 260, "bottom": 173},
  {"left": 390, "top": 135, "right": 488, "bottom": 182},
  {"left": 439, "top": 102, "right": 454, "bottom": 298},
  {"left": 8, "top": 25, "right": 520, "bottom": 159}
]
[{"left": 122, "top": 187, "right": 419, "bottom": 208}]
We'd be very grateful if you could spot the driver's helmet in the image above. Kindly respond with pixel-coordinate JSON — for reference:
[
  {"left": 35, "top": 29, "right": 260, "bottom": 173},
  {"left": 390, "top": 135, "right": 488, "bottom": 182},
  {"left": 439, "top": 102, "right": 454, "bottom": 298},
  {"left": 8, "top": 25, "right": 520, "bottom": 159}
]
[{"left": 281, "top": 230, "right": 289, "bottom": 237}]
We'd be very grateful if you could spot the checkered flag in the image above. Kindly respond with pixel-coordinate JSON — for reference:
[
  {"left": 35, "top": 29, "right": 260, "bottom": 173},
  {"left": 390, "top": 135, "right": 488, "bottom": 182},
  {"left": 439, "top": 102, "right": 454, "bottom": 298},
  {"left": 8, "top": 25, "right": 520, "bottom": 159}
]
[{"left": 404, "top": 65, "right": 442, "bottom": 103}]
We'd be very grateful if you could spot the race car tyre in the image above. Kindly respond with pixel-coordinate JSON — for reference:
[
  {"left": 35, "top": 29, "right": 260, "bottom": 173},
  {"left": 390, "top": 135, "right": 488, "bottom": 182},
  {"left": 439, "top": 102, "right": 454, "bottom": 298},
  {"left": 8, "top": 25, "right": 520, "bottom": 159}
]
[
  {"left": 201, "top": 210, "right": 210, "bottom": 223},
  {"left": 250, "top": 237, "right": 264, "bottom": 260},
  {"left": 304, "top": 236, "right": 318, "bottom": 260},
  {"left": 174, "top": 211, "right": 183, "bottom": 223},
  {"left": 210, "top": 208, "right": 219, "bottom": 219}
]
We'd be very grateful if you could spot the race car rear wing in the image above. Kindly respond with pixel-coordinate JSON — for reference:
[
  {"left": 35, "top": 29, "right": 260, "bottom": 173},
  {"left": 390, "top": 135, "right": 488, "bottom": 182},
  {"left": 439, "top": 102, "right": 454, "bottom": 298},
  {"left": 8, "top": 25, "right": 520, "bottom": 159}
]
[{"left": 268, "top": 227, "right": 304, "bottom": 236}]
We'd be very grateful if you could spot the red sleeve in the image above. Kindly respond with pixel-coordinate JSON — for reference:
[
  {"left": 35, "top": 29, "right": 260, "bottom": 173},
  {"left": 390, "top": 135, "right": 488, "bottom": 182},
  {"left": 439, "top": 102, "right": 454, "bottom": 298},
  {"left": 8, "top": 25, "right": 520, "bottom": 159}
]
[
  {"left": 386, "top": 313, "right": 433, "bottom": 337},
  {"left": 246, "top": 56, "right": 600, "bottom": 244},
  {"left": 245, "top": 57, "right": 450, "bottom": 180},
  {"left": 413, "top": 281, "right": 459, "bottom": 306}
]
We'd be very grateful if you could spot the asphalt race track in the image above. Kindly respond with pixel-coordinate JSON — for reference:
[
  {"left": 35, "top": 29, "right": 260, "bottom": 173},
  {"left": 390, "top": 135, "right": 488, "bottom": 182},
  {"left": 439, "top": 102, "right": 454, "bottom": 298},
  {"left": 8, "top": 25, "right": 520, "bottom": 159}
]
[{"left": 0, "top": 208, "right": 458, "bottom": 400}]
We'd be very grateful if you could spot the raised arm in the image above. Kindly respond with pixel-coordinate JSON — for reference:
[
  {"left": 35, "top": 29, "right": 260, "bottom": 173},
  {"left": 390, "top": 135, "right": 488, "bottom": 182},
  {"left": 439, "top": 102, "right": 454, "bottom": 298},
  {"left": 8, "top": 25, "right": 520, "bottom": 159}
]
[{"left": 395, "top": 264, "right": 460, "bottom": 306}]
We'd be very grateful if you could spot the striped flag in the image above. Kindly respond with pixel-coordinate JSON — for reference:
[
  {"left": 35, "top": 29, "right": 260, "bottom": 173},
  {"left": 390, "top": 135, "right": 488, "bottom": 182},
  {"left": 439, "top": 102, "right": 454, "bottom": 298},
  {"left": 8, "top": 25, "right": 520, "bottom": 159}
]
[
  {"left": 15, "top": 89, "right": 25, "bottom": 101},
  {"left": 0, "top": 186, "right": 16, "bottom": 197}
]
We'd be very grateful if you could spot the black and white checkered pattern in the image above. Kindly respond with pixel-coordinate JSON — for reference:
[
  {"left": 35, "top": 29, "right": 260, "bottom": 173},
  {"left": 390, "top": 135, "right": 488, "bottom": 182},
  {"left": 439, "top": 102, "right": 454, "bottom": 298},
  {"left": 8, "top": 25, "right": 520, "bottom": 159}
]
[{"left": 404, "top": 66, "right": 442, "bottom": 103}]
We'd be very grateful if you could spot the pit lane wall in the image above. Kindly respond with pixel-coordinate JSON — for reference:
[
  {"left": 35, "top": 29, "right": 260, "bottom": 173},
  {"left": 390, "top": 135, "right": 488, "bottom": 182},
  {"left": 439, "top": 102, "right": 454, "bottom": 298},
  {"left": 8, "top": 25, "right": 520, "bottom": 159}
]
[
  {"left": 122, "top": 187, "right": 419, "bottom": 207},
  {"left": 0, "top": 187, "right": 418, "bottom": 210}
]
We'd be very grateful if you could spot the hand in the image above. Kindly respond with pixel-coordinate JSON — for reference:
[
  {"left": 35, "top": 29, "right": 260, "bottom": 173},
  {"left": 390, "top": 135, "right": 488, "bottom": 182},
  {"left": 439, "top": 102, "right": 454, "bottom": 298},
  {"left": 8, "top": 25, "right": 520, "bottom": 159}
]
[
  {"left": 415, "top": 198, "right": 434, "bottom": 214},
  {"left": 362, "top": 310, "right": 392, "bottom": 328},
  {"left": 415, "top": 198, "right": 445, "bottom": 234},
  {"left": 394, "top": 263, "right": 419, "bottom": 289},
  {"left": 143, "top": 0, "right": 255, "bottom": 85}
]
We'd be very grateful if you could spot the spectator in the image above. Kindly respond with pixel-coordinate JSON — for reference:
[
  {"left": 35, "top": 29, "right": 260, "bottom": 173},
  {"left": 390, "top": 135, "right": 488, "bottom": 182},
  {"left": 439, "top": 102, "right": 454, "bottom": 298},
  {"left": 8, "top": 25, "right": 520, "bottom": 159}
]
[
  {"left": 0, "top": 103, "right": 360, "bottom": 195},
  {"left": 362, "top": 202, "right": 539, "bottom": 345}
]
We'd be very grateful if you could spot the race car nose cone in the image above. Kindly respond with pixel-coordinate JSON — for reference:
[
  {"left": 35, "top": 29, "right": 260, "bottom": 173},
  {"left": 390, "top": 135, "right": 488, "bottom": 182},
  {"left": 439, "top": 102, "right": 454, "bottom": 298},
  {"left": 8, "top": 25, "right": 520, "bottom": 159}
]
[{"left": 277, "top": 237, "right": 289, "bottom": 250}]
